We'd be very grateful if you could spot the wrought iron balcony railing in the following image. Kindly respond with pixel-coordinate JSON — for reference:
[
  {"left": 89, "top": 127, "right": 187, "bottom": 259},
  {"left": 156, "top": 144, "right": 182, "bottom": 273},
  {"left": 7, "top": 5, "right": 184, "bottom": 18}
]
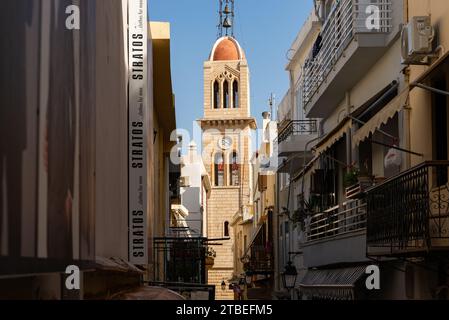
[
  {"left": 276, "top": 120, "right": 318, "bottom": 144},
  {"left": 153, "top": 237, "right": 208, "bottom": 284},
  {"left": 302, "top": 0, "right": 392, "bottom": 108},
  {"left": 306, "top": 199, "right": 367, "bottom": 242},
  {"left": 249, "top": 245, "right": 273, "bottom": 273},
  {"left": 367, "top": 161, "right": 449, "bottom": 256}
]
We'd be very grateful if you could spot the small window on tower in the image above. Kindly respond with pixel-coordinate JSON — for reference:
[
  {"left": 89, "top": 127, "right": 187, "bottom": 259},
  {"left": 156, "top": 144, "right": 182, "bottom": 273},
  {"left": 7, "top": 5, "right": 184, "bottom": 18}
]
[
  {"left": 230, "top": 151, "right": 240, "bottom": 186},
  {"left": 224, "top": 221, "right": 230, "bottom": 237},
  {"left": 213, "top": 80, "right": 220, "bottom": 109},
  {"left": 232, "top": 80, "right": 239, "bottom": 108},
  {"left": 214, "top": 152, "right": 225, "bottom": 186},
  {"left": 223, "top": 80, "right": 229, "bottom": 109}
]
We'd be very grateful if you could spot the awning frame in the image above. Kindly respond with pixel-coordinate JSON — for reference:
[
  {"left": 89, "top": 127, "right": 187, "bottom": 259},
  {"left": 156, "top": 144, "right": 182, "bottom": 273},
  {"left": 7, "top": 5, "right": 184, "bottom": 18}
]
[
  {"left": 412, "top": 82, "right": 449, "bottom": 96},
  {"left": 410, "top": 50, "right": 449, "bottom": 96},
  {"left": 313, "top": 118, "right": 352, "bottom": 156},
  {"left": 351, "top": 88, "right": 410, "bottom": 148}
]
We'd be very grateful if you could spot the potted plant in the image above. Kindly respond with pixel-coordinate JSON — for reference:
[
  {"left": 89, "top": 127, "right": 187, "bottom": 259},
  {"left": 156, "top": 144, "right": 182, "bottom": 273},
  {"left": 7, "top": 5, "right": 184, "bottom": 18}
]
[
  {"left": 344, "top": 168, "right": 360, "bottom": 188},
  {"left": 357, "top": 158, "right": 373, "bottom": 185},
  {"left": 205, "top": 247, "right": 216, "bottom": 267}
]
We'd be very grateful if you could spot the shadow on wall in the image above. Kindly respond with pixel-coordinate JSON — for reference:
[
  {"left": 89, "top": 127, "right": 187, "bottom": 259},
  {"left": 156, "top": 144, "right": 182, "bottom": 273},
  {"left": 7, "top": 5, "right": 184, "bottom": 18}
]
[
  {"left": 0, "top": 0, "right": 34, "bottom": 258},
  {"left": 0, "top": 0, "right": 97, "bottom": 270}
]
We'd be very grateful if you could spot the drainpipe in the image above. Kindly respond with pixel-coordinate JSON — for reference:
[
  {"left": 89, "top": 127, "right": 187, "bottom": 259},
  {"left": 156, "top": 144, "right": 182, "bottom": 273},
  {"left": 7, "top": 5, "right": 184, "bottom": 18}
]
[
  {"left": 274, "top": 172, "right": 280, "bottom": 291},
  {"left": 289, "top": 70, "right": 295, "bottom": 120},
  {"left": 404, "top": 0, "right": 411, "bottom": 169},
  {"left": 403, "top": 75, "right": 411, "bottom": 170},
  {"left": 404, "top": 0, "right": 409, "bottom": 24}
]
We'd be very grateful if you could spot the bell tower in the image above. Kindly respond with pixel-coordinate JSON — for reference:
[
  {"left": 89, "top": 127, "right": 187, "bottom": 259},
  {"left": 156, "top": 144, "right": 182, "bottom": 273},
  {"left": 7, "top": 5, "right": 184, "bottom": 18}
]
[
  {"left": 198, "top": 0, "right": 256, "bottom": 300},
  {"left": 218, "top": 0, "right": 235, "bottom": 37}
]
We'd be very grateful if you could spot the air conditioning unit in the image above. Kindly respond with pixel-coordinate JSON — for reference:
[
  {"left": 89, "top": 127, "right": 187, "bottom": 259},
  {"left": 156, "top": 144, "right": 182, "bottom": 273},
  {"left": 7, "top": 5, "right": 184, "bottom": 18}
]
[
  {"left": 401, "top": 16, "right": 435, "bottom": 65},
  {"left": 179, "top": 176, "right": 190, "bottom": 187}
]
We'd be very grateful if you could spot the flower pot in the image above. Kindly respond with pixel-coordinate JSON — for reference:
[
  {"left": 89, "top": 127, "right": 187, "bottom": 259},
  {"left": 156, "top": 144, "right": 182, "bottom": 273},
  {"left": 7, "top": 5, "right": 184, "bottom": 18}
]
[{"left": 205, "top": 256, "right": 215, "bottom": 267}]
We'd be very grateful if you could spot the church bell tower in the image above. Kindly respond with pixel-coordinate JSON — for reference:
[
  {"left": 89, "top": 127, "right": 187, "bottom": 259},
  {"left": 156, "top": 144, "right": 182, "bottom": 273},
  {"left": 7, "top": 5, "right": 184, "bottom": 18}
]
[{"left": 198, "top": 0, "right": 256, "bottom": 300}]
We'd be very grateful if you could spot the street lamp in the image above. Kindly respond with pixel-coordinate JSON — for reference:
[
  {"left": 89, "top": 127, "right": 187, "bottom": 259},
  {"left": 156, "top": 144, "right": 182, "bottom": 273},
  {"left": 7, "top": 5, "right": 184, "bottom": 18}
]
[
  {"left": 281, "top": 261, "right": 298, "bottom": 290},
  {"left": 221, "top": 280, "right": 226, "bottom": 291}
]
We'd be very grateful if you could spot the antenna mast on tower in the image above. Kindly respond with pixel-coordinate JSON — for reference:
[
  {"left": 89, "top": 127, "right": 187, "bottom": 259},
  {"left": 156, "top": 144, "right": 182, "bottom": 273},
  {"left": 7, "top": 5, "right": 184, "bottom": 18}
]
[
  {"left": 217, "top": 0, "right": 235, "bottom": 38},
  {"left": 269, "top": 93, "right": 275, "bottom": 121}
]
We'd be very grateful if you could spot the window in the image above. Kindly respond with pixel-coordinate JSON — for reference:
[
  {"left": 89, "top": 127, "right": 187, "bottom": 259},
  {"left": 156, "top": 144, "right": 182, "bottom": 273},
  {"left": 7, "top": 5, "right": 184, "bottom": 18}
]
[
  {"left": 214, "top": 152, "right": 225, "bottom": 186},
  {"left": 232, "top": 80, "right": 239, "bottom": 108},
  {"left": 224, "top": 221, "right": 230, "bottom": 237},
  {"left": 230, "top": 151, "right": 240, "bottom": 186},
  {"left": 213, "top": 80, "right": 220, "bottom": 109},
  {"left": 223, "top": 81, "right": 229, "bottom": 109}
]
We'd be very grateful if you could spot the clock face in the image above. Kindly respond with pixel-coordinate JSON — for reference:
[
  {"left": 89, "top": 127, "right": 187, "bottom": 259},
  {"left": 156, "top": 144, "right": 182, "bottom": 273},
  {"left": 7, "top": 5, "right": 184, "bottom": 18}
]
[{"left": 218, "top": 136, "right": 233, "bottom": 150}]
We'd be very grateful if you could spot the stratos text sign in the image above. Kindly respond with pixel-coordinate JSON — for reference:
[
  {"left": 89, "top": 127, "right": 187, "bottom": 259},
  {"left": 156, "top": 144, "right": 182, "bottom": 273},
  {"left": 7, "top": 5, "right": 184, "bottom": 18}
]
[{"left": 128, "top": 0, "right": 148, "bottom": 265}]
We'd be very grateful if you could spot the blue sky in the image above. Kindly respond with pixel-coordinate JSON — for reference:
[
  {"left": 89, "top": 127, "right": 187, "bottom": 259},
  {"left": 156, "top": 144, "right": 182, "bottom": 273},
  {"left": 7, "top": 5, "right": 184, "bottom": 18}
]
[{"left": 149, "top": 0, "right": 313, "bottom": 141}]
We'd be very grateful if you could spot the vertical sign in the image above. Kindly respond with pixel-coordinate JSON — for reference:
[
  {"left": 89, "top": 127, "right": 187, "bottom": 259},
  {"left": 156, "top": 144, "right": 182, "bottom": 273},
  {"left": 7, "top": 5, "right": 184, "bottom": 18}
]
[{"left": 128, "top": 0, "right": 148, "bottom": 264}]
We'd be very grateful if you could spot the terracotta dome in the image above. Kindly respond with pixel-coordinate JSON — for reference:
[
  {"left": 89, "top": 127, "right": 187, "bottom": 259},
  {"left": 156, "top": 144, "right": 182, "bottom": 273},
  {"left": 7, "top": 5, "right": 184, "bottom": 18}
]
[{"left": 211, "top": 37, "right": 244, "bottom": 61}]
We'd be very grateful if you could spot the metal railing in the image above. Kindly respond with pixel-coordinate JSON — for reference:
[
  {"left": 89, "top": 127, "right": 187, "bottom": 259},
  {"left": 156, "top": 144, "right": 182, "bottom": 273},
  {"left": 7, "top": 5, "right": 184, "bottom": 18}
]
[
  {"left": 153, "top": 237, "right": 208, "bottom": 284},
  {"left": 276, "top": 120, "right": 318, "bottom": 144},
  {"left": 366, "top": 161, "right": 449, "bottom": 254},
  {"left": 306, "top": 199, "right": 367, "bottom": 242},
  {"left": 249, "top": 245, "right": 273, "bottom": 273},
  {"left": 302, "top": 0, "right": 392, "bottom": 107}
]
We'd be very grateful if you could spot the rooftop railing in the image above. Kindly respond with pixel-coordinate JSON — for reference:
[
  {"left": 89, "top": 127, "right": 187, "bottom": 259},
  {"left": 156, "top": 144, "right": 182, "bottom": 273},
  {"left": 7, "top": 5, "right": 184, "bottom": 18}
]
[
  {"left": 302, "top": 0, "right": 392, "bottom": 107},
  {"left": 276, "top": 120, "right": 318, "bottom": 144}
]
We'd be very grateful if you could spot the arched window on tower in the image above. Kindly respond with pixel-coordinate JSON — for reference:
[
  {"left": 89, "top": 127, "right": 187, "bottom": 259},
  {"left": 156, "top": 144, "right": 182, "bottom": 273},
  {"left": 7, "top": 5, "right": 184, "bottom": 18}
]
[
  {"left": 229, "top": 151, "right": 240, "bottom": 186},
  {"left": 214, "top": 152, "right": 225, "bottom": 186},
  {"left": 223, "top": 80, "right": 229, "bottom": 109},
  {"left": 232, "top": 80, "right": 239, "bottom": 108},
  {"left": 213, "top": 80, "right": 220, "bottom": 109},
  {"left": 224, "top": 221, "right": 230, "bottom": 237}
]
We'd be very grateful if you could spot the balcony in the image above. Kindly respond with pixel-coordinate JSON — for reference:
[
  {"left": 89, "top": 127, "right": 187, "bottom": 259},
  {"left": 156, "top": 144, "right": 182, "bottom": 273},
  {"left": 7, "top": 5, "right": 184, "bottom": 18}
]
[
  {"left": 153, "top": 237, "right": 208, "bottom": 284},
  {"left": 367, "top": 161, "right": 449, "bottom": 257},
  {"left": 301, "top": 199, "right": 368, "bottom": 268},
  {"left": 248, "top": 245, "right": 273, "bottom": 274},
  {"left": 302, "top": 0, "right": 395, "bottom": 118},
  {"left": 276, "top": 120, "right": 318, "bottom": 157}
]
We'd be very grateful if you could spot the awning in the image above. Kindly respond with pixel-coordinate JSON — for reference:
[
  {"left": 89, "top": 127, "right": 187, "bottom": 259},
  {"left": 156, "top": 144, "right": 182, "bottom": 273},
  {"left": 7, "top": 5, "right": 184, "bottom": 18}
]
[
  {"left": 292, "top": 155, "right": 320, "bottom": 182},
  {"left": 244, "top": 223, "right": 264, "bottom": 256},
  {"left": 313, "top": 118, "right": 352, "bottom": 156},
  {"left": 410, "top": 50, "right": 449, "bottom": 89},
  {"left": 352, "top": 88, "right": 409, "bottom": 148},
  {"left": 298, "top": 266, "right": 367, "bottom": 300}
]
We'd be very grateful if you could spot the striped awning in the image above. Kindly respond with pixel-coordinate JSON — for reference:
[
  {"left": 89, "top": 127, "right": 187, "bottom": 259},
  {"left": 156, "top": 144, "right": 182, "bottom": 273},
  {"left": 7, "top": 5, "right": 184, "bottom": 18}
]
[
  {"left": 298, "top": 266, "right": 367, "bottom": 300},
  {"left": 352, "top": 88, "right": 409, "bottom": 148},
  {"left": 313, "top": 118, "right": 352, "bottom": 156},
  {"left": 244, "top": 222, "right": 264, "bottom": 256}
]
